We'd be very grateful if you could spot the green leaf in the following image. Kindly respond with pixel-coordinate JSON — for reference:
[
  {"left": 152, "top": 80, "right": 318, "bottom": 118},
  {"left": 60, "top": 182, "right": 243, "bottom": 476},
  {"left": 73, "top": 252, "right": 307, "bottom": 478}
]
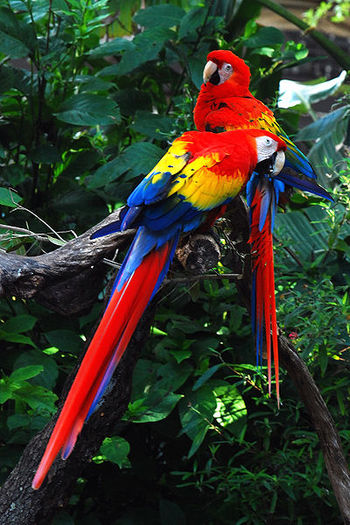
[
  {"left": 7, "top": 413, "right": 31, "bottom": 431},
  {"left": 178, "top": 7, "right": 207, "bottom": 39},
  {"left": 0, "top": 330, "right": 37, "bottom": 347},
  {"left": 100, "top": 436, "right": 130, "bottom": 468},
  {"left": 169, "top": 348, "right": 191, "bottom": 364},
  {"left": 213, "top": 384, "right": 247, "bottom": 433},
  {"left": 87, "top": 142, "right": 163, "bottom": 189},
  {"left": 14, "top": 349, "right": 59, "bottom": 389},
  {"left": 55, "top": 94, "right": 120, "bottom": 126},
  {"left": 297, "top": 106, "right": 350, "bottom": 141},
  {"left": 44, "top": 329, "right": 83, "bottom": 354},
  {"left": 0, "top": 29, "right": 30, "bottom": 58},
  {"left": 179, "top": 384, "right": 217, "bottom": 457},
  {"left": 131, "top": 111, "right": 174, "bottom": 140},
  {"left": 130, "top": 392, "right": 182, "bottom": 423},
  {"left": 130, "top": 359, "right": 192, "bottom": 401},
  {"left": 13, "top": 383, "right": 57, "bottom": 412},
  {"left": 88, "top": 37, "right": 134, "bottom": 56},
  {"left": 296, "top": 106, "right": 350, "bottom": 185},
  {"left": 193, "top": 364, "right": 223, "bottom": 391},
  {"left": 10, "top": 365, "right": 43, "bottom": 382},
  {"left": 245, "top": 27, "right": 284, "bottom": 48},
  {"left": 3, "top": 314, "right": 37, "bottom": 333},
  {"left": 275, "top": 206, "right": 329, "bottom": 260},
  {"left": 187, "top": 44, "right": 211, "bottom": 89},
  {"left": 0, "top": 379, "right": 12, "bottom": 404},
  {"left": 133, "top": 5, "right": 185, "bottom": 28},
  {"left": 0, "top": 8, "right": 35, "bottom": 58},
  {"left": 0, "top": 187, "right": 22, "bottom": 207},
  {"left": 108, "top": 28, "right": 174, "bottom": 76}
]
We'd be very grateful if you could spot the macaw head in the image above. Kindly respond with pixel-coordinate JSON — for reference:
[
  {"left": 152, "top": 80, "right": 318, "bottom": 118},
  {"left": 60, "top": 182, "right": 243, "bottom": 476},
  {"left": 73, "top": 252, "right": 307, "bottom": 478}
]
[
  {"left": 250, "top": 129, "right": 286, "bottom": 177},
  {"left": 203, "top": 50, "right": 251, "bottom": 96}
]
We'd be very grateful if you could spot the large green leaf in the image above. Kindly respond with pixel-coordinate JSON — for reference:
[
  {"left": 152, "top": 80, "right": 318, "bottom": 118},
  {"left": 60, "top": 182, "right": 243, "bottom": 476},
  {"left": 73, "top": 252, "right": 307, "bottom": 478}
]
[
  {"left": 87, "top": 142, "right": 163, "bottom": 189},
  {"left": 13, "top": 383, "right": 57, "bottom": 412},
  {"left": 297, "top": 106, "right": 350, "bottom": 142},
  {"left": 213, "top": 384, "right": 247, "bottom": 434},
  {"left": 296, "top": 106, "right": 350, "bottom": 185},
  {"left": 187, "top": 43, "right": 212, "bottom": 88},
  {"left": 3, "top": 314, "right": 37, "bottom": 334},
  {"left": 128, "top": 391, "right": 183, "bottom": 423},
  {"left": 44, "top": 329, "right": 83, "bottom": 354},
  {"left": 55, "top": 94, "right": 120, "bottom": 126},
  {"left": 125, "top": 358, "right": 191, "bottom": 424},
  {"left": 179, "top": 383, "right": 217, "bottom": 458},
  {"left": 14, "top": 349, "right": 59, "bottom": 390},
  {"left": 131, "top": 111, "right": 174, "bottom": 140},
  {"left": 0, "top": 7, "right": 35, "bottom": 58},
  {"left": 10, "top": 365, "right": 43, "bottom": 382},
  {"left": 0, "top": 330, "right": 36, "bottom": 347},
  {"left": 106, "top": 28, "right": 175, "bottom": 76},
  {"left": 275, "top": 206, "right": 329, "bottom": 259},
  {"left": 133, "top": 4, "right": 185, "bottom": 28},
  {"left": 0, "top": 29, "right": 30, "bottom": 58},
  {"left": 88, "top": 37, "right": 134, "bottom": 56},
  {"left": 245, "top": 26, "right": 284, "bottom": 48}
]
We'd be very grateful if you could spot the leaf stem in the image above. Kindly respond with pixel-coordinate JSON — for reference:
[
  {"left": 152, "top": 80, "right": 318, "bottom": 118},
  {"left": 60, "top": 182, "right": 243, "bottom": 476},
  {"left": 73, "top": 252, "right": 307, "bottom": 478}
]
[{"left": 256, "top": 0, "right": 350, "bottom": 70}]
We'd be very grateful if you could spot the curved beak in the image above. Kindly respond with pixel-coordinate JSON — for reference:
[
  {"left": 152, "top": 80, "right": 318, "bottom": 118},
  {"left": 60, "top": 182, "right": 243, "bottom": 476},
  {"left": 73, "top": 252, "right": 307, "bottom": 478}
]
[
  {"left": 203, "top": 60, "right": 218, "bottom": 84},
  {"left": 256, "top": 150, "right": 285, "bottom": 176},
  {"left": 272, "top": 150, "right": 285, "bottom": 176}
]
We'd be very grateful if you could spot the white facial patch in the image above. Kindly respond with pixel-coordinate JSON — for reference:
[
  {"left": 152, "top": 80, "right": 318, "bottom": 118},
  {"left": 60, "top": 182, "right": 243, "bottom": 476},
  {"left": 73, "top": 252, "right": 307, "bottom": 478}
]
[
  {"left": 255, "top": 136, "right": 278, "bottom": 162},
  {"left": 219, "top": 62, "right": 233, "bottom": 83},
  {"left": 255, "top": 136, "right": 285, "bottom": 176}
]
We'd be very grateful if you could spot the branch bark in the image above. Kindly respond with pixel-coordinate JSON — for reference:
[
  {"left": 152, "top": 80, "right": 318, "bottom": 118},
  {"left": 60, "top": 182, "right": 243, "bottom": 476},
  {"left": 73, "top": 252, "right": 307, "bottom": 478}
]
[
  {"left": 0, "top": 208, "right": 133, "bottom": 315},
  {"left": 278, "top": 335, "right": 350, "bottom": 525}
]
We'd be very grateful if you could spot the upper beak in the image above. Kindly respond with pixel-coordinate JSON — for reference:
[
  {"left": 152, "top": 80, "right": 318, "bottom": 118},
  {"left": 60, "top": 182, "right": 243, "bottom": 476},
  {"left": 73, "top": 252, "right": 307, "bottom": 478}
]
[
  {"left": 256, "top": 150, "right": 285, "bottom": 177},
  {"left": 203, "top": 60, "right": 218, "bottom": 84}
]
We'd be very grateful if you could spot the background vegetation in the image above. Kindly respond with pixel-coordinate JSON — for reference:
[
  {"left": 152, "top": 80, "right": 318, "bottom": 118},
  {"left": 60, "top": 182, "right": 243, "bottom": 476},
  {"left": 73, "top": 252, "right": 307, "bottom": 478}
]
[{"left": 0, "top": 0, "right": 349, "bottom": 523}]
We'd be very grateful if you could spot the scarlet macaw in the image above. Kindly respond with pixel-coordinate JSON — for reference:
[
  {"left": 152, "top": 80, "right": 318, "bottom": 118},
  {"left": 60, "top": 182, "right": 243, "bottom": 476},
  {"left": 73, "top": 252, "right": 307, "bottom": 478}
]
[
  {"left": 194, "top": 50, "right": 333, "bottom": 399},
  {"left": 32, "top": 128, "right": 286, "bottom": 490},
  {"left": 194, "top": 49, "right": 331, "bottom": 200}
]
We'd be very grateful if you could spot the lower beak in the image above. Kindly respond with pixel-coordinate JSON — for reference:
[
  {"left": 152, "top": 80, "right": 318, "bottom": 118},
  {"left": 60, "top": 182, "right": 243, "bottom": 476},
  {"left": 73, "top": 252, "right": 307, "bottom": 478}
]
[{"left": 256, "top": 150, "right": 285, "bottom": 176}]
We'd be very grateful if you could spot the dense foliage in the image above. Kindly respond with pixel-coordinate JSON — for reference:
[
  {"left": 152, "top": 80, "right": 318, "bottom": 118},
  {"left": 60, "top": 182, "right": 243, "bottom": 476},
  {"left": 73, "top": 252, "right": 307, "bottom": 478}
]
[{"left": 0, "top": 1, "right": 349, "bottom": 523}]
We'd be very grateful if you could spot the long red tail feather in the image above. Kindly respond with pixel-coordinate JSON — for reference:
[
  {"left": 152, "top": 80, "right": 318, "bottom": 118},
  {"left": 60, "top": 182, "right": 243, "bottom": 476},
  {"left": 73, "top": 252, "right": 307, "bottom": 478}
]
[
  {"left": 249, "top": 188, "right": 279, "bottom": 404},
  {"left": 32, "top": 243, "right": 171, "bottom": 490}
]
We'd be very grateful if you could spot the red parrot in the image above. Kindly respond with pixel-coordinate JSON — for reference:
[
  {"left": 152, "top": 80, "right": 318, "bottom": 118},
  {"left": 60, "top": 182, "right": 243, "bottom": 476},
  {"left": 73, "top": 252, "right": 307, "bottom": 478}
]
[
  {"left": 194, "top": 49, "right": 332, "bottom": 399},
  {"left": 32, "top": 128, "right": 286, "bottom": 490}
]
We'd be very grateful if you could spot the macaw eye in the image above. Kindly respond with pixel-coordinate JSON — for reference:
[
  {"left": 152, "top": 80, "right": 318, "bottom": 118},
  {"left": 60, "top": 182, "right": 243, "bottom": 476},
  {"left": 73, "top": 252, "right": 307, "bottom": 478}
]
[
  {"left": 224, "top": 64, "right": 232, "bottom": 72},
  {"left": 265, "top": 137, "right": 272, "bottom": 146}
]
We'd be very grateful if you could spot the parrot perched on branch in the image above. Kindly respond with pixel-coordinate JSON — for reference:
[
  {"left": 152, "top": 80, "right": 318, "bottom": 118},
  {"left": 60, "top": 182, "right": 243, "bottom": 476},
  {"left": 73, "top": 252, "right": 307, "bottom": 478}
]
[
  {"left": 194, "top": 49, "right": 333, "bottom": 399},
  {"left": 194, "top": 49, "right": 331, "bottom": 200},
  {"left": 32, "top": 128, "right": 287, "bottom": 490}
]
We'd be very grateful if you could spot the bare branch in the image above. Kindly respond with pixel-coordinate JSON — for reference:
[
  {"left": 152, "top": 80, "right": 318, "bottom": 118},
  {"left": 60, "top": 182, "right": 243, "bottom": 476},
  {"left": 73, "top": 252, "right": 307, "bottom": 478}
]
[{"left": 0, "top": 208, "right": 134, "bottom": 307}]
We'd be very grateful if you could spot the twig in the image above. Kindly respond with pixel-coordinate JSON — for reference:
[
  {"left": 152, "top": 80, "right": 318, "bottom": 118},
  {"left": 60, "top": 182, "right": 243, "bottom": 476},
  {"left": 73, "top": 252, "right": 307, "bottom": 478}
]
[{"left": 12, "top": 204, "right": 67, "bottom": 243}]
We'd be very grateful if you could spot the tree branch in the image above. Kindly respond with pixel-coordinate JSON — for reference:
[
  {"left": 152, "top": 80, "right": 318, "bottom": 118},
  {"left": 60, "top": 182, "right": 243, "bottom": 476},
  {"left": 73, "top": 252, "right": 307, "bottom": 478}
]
[
  {"left": 278, "top": 335, "right": 350, "bottom": 525},
  {"left": 0, "top": 208, "right": 134, "bottom": 315}
]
